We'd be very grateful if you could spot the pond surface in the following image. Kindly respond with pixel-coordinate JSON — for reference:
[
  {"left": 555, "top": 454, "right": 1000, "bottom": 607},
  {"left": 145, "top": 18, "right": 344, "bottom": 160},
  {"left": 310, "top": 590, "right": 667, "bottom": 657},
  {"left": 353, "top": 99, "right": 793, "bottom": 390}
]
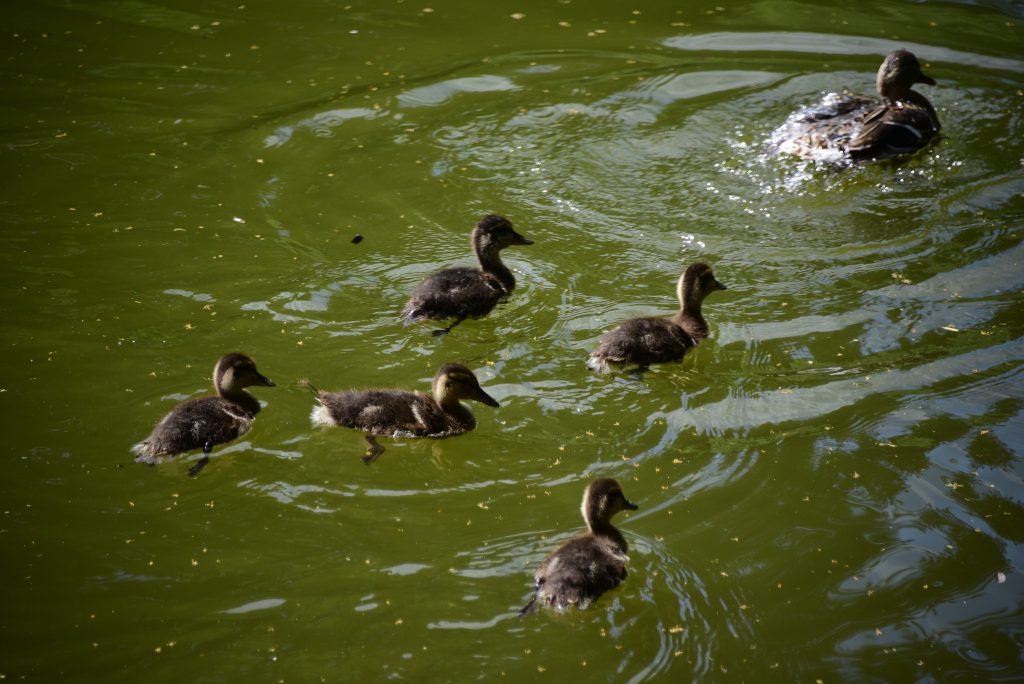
[{"left": 2, "top": 0, "right": 1023, "bottom": 681}]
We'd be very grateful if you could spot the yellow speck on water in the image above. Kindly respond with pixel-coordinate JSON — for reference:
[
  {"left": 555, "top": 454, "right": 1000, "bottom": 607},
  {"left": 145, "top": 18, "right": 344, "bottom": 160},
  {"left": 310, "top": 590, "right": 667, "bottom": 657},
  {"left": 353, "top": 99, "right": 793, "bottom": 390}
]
[
  {"left": 667, "top": 625, "right": 684, "bottom": 633},
  {"left": 510, "top": 13, "right": 525, "bottom": 20},
  {"left": 941, "top": 325, "right": 960, "bottom": 332}
]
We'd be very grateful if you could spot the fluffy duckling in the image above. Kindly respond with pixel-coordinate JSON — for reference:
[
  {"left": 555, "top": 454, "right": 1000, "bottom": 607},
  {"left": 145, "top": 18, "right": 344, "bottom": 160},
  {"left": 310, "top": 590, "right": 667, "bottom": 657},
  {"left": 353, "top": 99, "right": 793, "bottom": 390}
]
[
  {"left": 302, "top": 363, "right": 499, "bottom": 463},
  {"left": 521, "top": 478, "right": 639, "bottom": 615},
  {"left": 133, "top": 353, "right": 275, "bottom": 476},
  {"left": 771, "top": 49, "right": 940, "bottom": 162},
  {"left": 588, "top": 262, "right": 726, "bottom": 372},
  {"left": 401, "top": 214, "right": 533, "bottom": 335}
]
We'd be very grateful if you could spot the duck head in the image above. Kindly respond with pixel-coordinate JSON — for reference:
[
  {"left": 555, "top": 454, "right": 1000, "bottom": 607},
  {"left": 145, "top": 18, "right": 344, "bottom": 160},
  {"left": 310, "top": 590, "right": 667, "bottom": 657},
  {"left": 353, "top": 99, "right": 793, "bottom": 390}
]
[
  {"left": 214, "top": 353, "right": 275, "bottom": 397},
  {"left": 678, "top": 262, "right": 727, "bottom": 311},
  {"left": 473, "top": 214, "right": 533, "bottom": 254},
  {"left": 876, "top": 49, "right": 936, "bottom": 102},
  {"left": 581, "top": 477, "right": 638, "bottom": 530},
  {"left": 433, "top": 363, "right": 500, "bottom": 407}
]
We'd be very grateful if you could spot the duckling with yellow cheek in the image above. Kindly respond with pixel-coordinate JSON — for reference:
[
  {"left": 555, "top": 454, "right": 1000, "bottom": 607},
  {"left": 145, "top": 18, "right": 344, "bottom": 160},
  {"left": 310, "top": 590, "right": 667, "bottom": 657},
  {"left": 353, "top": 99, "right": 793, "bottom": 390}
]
[
  {"left": 588, "top": 262, "right": 726, "bottom": 372},
  {"left": 521, "top": 478, "right": 639, "bottom": 615},
  {"left": 133, "top": 353, "right": 275, "bottom": 477},
  {"left": 401, "top": 214, "right": 533, "bottom": 336},
  {"left": 771, "top": 49, "right": 940, "bottom": 162},
  {"left": 302, "top": 363, "right": 499, "bottom": 463}
]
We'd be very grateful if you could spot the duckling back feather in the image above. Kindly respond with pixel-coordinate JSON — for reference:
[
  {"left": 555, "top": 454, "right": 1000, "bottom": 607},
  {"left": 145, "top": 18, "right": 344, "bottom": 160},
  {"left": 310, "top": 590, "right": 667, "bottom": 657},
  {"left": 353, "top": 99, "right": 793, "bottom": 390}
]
[
  {"left": 531, "top": 536, "right": 630, "bottom": 611},
  {"left": 312, "top": 389, "right": 476, "bottom": 438},
  {"left": 587, "top": 317, "right": 695, "bottom": 372},
  {"left": 133, "top": 397, "right": 257, "bottom": 463},
  {"left": 402, "top": 268, "right": 508, "bottom": 322}
]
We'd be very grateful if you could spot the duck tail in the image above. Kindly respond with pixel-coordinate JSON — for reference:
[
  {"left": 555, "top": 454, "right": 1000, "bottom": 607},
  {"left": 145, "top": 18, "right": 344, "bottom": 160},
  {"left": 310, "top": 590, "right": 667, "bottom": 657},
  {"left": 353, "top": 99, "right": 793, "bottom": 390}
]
[{"left": 518, "top": 595, "right": 538, "bottom": 618}]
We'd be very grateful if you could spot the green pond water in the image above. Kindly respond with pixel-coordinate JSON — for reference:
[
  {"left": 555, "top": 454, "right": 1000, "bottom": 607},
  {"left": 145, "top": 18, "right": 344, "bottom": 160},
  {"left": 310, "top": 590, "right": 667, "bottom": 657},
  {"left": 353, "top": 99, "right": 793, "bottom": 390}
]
[{"left": 3, "top": 0, "right": 1023, "bottom": 681}]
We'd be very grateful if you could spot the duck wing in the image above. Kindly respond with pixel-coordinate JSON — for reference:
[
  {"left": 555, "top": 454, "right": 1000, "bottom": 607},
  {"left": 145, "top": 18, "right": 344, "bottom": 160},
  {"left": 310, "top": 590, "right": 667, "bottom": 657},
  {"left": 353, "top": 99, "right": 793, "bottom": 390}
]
[{"left": 848, "top": 104, "right": 937, "bottom": 160}]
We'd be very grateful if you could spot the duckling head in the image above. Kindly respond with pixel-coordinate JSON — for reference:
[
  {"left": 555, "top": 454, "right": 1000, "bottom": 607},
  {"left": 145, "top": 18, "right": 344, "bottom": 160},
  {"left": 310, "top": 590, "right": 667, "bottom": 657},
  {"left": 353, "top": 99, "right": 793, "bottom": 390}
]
[
  {"left": 581, "top": 478, "right": 638, "bottom": 531},
  {"left": 876, "top": 49, "right": 935, "bottom": 102},
  {"left": 473, "top": 214, "right": 533, "bottom": 254},
  {"left": 432, "top": 363, "right": 500, "bottom": 408},
  {"left": 678, "top": 262, "right": 727, "bottom": 310},
  {"left": 214, "top": 353, "right": 275, "bottom": 396}
]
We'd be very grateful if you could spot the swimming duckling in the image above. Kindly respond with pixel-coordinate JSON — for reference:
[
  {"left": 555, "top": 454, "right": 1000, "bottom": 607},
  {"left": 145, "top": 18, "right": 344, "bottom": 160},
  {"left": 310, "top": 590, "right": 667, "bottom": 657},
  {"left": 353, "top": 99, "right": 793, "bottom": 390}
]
[
  {"left": 401, "top": 214, "right": 533, "bottom": 336},
  {"left": 588, "top": 262, "right": 726, "bottom": 372},
  {"left": 771, "top": 49, "right": 939, "bottom": 162},
  {"left": 133, "top": 353, "right": 275, "bottom": 476},
  {"left": 302, "top": 363, "right": 499, "bottom": 463},
  {"left": 520, "top": 478, "right": 639, "bottom": 615}
]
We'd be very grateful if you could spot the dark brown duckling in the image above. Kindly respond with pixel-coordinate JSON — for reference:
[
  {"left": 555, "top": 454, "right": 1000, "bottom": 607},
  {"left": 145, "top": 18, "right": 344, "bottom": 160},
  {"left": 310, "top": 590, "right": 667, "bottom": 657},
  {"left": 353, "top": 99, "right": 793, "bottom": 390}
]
[
  {"left": 520, "top": 478, "right": 639, "bottom": 615},
  {"left": 401, "top": 214, "right": 533, "bottom": 336},
  {"left": 132, "top": 353, "right": 275, "bottom": 476},
  {"left": 302, "top": 363, "right": 499, "bottom": 463},
  {"left": 772, "top": 49, "right": 940, "bottom": 162},
  {"left": 588, "top": 262, "right": 726, "bottom": 372}
]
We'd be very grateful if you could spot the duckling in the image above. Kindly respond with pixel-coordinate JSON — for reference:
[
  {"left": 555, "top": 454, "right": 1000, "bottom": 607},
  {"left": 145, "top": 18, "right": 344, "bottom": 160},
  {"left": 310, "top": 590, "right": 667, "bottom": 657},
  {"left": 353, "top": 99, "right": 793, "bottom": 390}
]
[
  {"left": 771, "top": 49, "right": 939, "bottom": 162},
  {"left": 401, "top": 214, "right": 533, "bottom": 336},
  {"left": 588, "top": 262, "right": 726, "bottom": 372},
  {"left": 520, "top": 478, "right": 639, "bottom": 615},
  {"left": 132, "top": 353, "right": 275, "bottom": 476},
  {"left": 302, "top": 363, "right": 499, "bottom": 463}
]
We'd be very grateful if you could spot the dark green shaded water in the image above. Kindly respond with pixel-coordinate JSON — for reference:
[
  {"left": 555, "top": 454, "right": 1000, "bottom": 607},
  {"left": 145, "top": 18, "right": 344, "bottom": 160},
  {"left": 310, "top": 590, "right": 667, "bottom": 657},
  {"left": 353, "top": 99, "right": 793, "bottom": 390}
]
[{"left": 2, "top": 0, "right": 1022, "bottom": 681}]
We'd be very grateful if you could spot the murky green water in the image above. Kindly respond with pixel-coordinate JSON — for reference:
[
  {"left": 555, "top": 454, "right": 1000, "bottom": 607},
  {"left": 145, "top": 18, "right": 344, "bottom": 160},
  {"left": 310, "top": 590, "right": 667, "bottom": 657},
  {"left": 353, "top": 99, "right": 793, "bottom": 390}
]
[{"left": 3, "top": 0, "right": 1023, "bottom": 681}]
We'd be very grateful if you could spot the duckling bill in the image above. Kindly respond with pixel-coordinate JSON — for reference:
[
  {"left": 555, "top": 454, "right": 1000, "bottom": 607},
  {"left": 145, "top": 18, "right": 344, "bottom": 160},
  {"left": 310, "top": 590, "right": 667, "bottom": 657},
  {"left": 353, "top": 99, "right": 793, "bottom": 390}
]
[
  {"left": 132, "top": 353, "right": 275, "bottom": 477},
  {"left": 302, "top": 363, "right": 499, "bottom": 463},
  {"left": 771, "top": 49, "right": 940, "bottom": 163},
  {"left": 588, "top": 262, "right": 726, "bottom": 372},
  {"left": 401, "top": 214, "right": 532, "bottom": 336},
  {"left": 521, "top": 478, "right": 639, "bottom": 615}
]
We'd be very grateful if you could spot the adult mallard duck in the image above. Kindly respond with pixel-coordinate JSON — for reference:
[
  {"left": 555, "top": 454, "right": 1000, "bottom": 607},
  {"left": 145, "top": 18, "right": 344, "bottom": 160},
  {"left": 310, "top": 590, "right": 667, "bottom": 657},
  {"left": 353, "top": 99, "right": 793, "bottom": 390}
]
[
  {"left": 520, "top": 478, "right": 639, "bottom": 615},
  {"left": 401, "top": 214, "right": 533, "bottom": 336},
  {"left": 588, "top": 262, "right": 727, "bottom": 372},
  {"left": 133, "top": 353, "right": 275, "bottom": 476},
  {"left": 302, "top": 363, "right": 499, "bottom": 463},
  {"left": 771, "top": 49, "right": 940, "bottom": 162}
]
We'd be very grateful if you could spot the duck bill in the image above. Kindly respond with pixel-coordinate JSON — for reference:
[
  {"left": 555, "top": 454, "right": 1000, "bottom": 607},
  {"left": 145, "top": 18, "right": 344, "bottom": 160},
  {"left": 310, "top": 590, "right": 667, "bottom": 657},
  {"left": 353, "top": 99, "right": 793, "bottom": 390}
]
[
  {"left": 512, "top": 232, "right": 533, "bottom": 246},
  {"left": 623, "top": 498, "right": 639, "bottom": 511},
  {"left": 256, "top": 373, "right": 276, "bottom": 387},
  {"left": 474, "top": 388, "right": 500, "bottom": 407},
  {"left": 713, "top": 278, "right": 728, "bottom": 291},
  {"left": 919, "top": 73, "right": 936, "bottom": 86}
]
